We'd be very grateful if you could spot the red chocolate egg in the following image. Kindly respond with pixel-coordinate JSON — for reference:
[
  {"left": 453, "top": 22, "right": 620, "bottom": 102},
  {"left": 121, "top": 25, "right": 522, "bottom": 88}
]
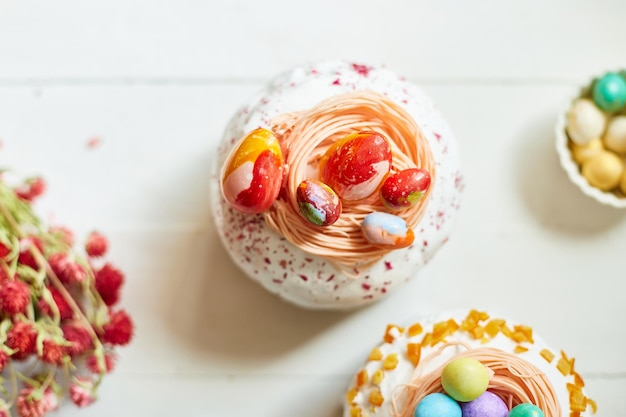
[
  {"left": 221, "top": 128, "right": 284, "bottom": 214},
  {"left": 380, "top": 168, "right": 431, "bottom": 210},
  {"left": 296, "top": 179, "right": 342, "bottom": 226},
  {"left": 319, "top": 131, "right": 392, "bottom": 201}
]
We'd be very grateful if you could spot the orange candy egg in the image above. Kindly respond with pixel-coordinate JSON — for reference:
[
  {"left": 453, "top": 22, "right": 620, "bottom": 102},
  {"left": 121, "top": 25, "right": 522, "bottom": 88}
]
[
  {"left": 319, "top": 131, "right": 392, "bottom": 201},
  {"left": 221, "top": 128, "right": 284, "bottom": 214}
]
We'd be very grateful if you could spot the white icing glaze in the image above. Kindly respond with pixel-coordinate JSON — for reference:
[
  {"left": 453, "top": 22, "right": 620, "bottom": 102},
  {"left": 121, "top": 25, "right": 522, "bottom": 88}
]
[
  {"left": 209, "top": 61, "right": 463, "bottom": 309},
  {"left": 342, "top": 310, "right": 592, "bottom": 417}
]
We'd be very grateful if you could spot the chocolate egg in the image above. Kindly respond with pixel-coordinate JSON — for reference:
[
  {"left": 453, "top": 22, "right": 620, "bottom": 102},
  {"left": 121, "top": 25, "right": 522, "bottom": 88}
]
[
  {"left": 380, "top": 168, "right": 431, "bottom": 210},
  {"left": 620, "top": 170, "right": 626, "bottom": 195},
  {"left": 319, "top": 130, "right": 392, "bottom": 201},
  {"left": 570, "top": 138, "right": 604, "bottom": 164},
  {"left": 581, "top": 150, "right": 624, "bottom": 191},
  {"left": 361, "top": 212, "right": 414, "bottom": 248},
  {"left": 604, "top": 116, "right": 626, "bottom": 155},
  {"left": 592, "top": 72, "right": 626, "bottom": 112},
  {"left": 221, "top": 128, "right": 284, "bottom": 214},
  {"left": 566, "top": 99, "right": 606, "bottom": 145},
  {"left": 296, "top": 179, "right": 342, "bottom": 226}
]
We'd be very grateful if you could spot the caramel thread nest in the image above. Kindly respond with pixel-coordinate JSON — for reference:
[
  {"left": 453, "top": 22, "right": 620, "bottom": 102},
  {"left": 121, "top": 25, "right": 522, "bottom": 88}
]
[{"left": 263, "top": 91, "right": 436, "bottom": 277}]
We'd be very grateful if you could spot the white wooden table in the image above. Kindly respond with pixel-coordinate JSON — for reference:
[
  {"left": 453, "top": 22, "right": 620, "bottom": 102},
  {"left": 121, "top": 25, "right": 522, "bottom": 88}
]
[{"left": 0, "top": 1, "right": 624, "bottom": 415}]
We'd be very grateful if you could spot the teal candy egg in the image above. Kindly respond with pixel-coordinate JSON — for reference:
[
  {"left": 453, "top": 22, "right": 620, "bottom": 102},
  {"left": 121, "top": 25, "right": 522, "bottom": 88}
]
[
  {"left": 297, "top": 179, "right": 342, "bottom": 226},
  {"left": 592, "top": 72, "right": 626, "bottom": 112},
  {"left": 414, "top": 393, "right": 461, "bottom": 417},
  {"left": 508, "top": 403, "right": 544, "bottom": 417}
]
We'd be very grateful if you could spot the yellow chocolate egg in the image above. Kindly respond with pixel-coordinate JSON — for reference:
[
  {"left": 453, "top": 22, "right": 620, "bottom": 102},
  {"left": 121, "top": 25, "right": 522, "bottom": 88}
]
[
  {"left": 604, "top": 115, "right": 626, "bottom": 155},
  {"left": 581, "top": 151, "right": 624, "bottom": 191},
  {"left": 570, "top": 137, "right": 604, "bottom": 164}
]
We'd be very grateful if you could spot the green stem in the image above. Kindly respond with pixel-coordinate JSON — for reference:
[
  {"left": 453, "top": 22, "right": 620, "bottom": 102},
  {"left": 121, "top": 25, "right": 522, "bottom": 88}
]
[{"left": 5, "top": 362, "right": 18, "bottom": 408}]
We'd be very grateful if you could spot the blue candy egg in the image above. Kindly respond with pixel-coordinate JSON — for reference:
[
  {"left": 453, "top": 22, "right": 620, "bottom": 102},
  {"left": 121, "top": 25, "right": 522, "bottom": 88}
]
[
  {"left": 592, "top": 72, "right": 626, "bottom": 112},
  {"left": 361, "top": 212, "right": 415, "bottom": 248},
  {"left": 460, "top": 391, "right": 508, "bottom": 417},
  {"left": 508, "top": 403, "right": 544, "bottom": 417},
  {"left": 414, "top": 393, "right": 462, "bottom": 417}
]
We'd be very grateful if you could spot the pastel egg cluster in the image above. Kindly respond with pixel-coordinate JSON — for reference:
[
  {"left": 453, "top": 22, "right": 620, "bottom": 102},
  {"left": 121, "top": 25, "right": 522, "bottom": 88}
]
[
  {"left": 414, "top": 358, "right": 544, "bottom": 417},
  {"left": 221, "top": 128, "right": 432, "bottom": 251},
  {"left": 565, "top": 71, "right": 626, "bottom": 196}
]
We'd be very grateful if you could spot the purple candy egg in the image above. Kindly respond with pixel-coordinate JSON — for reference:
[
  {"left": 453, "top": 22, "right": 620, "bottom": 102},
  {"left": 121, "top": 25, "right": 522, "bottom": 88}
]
[{"left": 460, "top": 391, "right": 508, "bottom": 417}]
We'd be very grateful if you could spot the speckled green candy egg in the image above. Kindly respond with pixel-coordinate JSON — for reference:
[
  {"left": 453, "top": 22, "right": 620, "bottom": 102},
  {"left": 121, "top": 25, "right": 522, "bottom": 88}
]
[
  {"left": 592, "top": 72, "right": 626, "bottom": 112},
  {"left": 441, "top": 357, "right": 489, "bottom": 402}
]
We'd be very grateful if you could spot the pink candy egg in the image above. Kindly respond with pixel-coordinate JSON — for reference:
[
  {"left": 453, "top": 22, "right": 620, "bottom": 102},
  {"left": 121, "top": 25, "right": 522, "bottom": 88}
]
[
  {"left": 296, "top": 179, "right": 342, "bottom": 226},
  {"left": 221, "top": 128, "right": 284, "bottom": 214},
  {"left": 319, "top": 130, "right": 392, "bottom": 201},
  {"left": 380, "top": 168, "right": 431, "bottom": 210}
]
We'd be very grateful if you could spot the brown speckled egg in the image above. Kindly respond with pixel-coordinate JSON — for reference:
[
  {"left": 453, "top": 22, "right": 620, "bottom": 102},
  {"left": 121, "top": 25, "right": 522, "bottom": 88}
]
[{"left": 581, "top": 150, "right": 624, "bottom": 191}]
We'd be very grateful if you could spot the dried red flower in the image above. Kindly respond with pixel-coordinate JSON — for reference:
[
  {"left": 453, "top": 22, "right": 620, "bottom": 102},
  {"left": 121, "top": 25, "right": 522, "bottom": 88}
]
[
  {"left": 15, "top": 177, "right": 46, "bottom": 202},
  {"left": 6, "top": 322, "right": 37, "bottom": 360},
  {"left": 95, "top": 263, "right": 124, "bottom": 306},
  {"left": 49, "top": 226, "right": 75, "bottom": 246},
  {"left": 16, "top": 388, "right": 46, "bottom": 417},
  {"left": 18, "top": 237, "right": 44, "bottom": 270},
  {"left": 0, "top": 351, "right": 9, "bottom": 372},
  {"left": 102, "top": 310, "right": 134, "bottom": 346},
  {"left": 38, "top": 287, "right": 73, "bottom": 320},
  {"left": 85, "top": 231, "right": 108, "bottom": 257},
  {"left": 86, "top": 352, "right": 116, "bottom": 374},
  {"left": 69, "top": 378, "right": 96, "bottom": 408},
  {"left": 0, "top": 242, "right": 10, "bottom": 258},
  {"left": 0, "top": 279, "right": 31, "bottom": 315},
  {"left": 47, "top": 253, "right": 86, "bottom": 284},
  {"left": 42, "top": 388, "right": 59, "bottom": 412},
  {"left": 62, "top": 324, "right": 93, "bottom": 357},
  {"left": 41, "top": 340, "right": 66, "bottom": 365}
]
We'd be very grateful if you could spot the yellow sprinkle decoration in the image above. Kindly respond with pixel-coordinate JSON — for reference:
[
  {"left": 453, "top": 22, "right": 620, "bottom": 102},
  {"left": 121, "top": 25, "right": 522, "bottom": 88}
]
[
  {"left": 383, "top": 353, "right": 399, "bottom": 370},
  {"left": 369, "top": 389, "right": 384, "bottom": 407},
  {"left": 371, "top": 369, "right": 385, "bottom": 385}
]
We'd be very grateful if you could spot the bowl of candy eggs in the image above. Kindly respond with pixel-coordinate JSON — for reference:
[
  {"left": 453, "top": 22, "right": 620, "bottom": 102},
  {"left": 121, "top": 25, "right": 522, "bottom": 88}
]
[{"left": 556, "top": 70, "right": 626, "bottom": 208}]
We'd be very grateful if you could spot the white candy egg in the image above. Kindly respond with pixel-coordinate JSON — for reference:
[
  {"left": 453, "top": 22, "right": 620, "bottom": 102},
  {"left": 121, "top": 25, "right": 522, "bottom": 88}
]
[
  {"left": 604, "top": 115, "right": 626, "bottom": 155},
  {"left": 566, "top": 98, "right": 606, "bottom": 145}
]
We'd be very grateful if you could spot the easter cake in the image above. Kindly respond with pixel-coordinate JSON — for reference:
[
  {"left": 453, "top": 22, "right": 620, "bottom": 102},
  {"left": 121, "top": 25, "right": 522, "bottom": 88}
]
[
  {"left": 209, "top": 61, "right": 463, "bottom": 309},
  {"left": 343, "top": 310, "right": 596, "bottom": 417}
]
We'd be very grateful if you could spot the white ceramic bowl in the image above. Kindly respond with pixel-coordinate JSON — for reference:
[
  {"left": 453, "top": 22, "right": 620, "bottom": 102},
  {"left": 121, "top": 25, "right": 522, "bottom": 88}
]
[{"left": 555, "top": 79, "right": 626, "bottom": 209}]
